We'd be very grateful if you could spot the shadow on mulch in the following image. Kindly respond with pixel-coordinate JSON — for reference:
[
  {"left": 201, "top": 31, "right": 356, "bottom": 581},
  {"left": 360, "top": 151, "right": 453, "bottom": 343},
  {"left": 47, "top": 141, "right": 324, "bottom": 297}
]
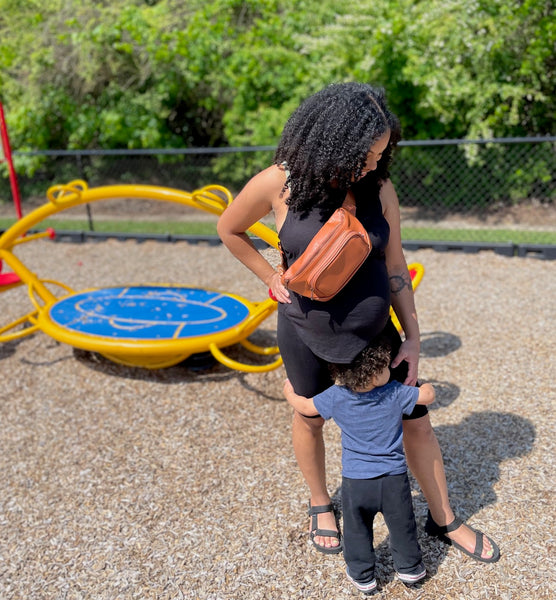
[
  {"left": 71, "top": 327, "right": 281, "bottom": 383},
  {"left": 432, "top": 411, "right": 536, "bottom": 511},
  {"left": 426, "top": 379, "right": 460, "bottom": 410},
  {"left": 72, "top": 347, "right": 238, "bottom": 383},
  {"left": 420, "top": 330, "right": 462, "bottom": 357},
  {"left": 0, "top": 339, "right": 21, "bottom": 361}
]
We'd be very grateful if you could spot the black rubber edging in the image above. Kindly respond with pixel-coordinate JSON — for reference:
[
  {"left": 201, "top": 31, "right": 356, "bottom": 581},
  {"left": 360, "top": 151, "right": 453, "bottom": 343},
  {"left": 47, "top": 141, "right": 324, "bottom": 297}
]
[
  {"left": 403, "top": 240, "right": 556, "bottom": 260},
  {"left": 46, "top": 230, "right": 269, "bottom": 249},
  {"left": 5, "top": 229, "right": 555, "bottom": 259}
]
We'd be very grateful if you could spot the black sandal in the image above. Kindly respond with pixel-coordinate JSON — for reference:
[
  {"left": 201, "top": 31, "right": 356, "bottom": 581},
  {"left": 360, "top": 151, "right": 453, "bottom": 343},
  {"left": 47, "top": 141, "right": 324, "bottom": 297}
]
[
  {"left": 308, "top": 502, "right": 342, "bottom": 555},
  {"left": 425, "top": 510, "right": 500, "bottom": 563}
]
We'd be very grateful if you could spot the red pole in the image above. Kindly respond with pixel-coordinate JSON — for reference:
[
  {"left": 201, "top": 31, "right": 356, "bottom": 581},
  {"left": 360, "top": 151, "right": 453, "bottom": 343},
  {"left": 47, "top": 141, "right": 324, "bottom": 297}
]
[{"left": 0, "top": 101, "right": 23, "bottom": 219}]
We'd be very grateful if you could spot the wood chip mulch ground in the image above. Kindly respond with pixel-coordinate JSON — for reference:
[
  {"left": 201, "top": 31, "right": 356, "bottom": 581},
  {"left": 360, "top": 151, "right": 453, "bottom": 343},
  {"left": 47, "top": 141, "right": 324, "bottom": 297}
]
[{"left": 0, "top": 239, "right": 554, "bottom": 599}]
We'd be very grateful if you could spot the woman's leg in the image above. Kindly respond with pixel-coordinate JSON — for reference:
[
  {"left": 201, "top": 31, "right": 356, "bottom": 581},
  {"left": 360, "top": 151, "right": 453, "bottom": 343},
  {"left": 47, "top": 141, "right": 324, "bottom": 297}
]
[
  {"left": 292, "top": 412, "right": 340, "bottom": 550},
  {"left": 383, "top": 318, "right": 495, "bottom": 560},
  {"left": 402, "top": 414, "right": 495, "bottom": 560},
  {"left": 278, "top": 311, "right": 339, "bottom": 550}
]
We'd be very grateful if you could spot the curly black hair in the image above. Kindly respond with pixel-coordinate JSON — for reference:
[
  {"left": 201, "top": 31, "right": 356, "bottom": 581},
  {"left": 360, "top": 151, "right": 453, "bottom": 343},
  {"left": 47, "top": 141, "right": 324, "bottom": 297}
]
[
  {"left": 274, "top": 82, "right": 401, "bottom": 216},
  {"left": 329, "top": 338, "right": 392, "bottom": 390}
]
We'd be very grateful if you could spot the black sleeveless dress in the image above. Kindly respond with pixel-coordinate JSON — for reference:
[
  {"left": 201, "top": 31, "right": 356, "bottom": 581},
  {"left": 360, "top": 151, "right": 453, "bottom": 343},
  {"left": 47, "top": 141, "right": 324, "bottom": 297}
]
[{"left": 278, "top": 177, "right": 391, "bottom": 364}]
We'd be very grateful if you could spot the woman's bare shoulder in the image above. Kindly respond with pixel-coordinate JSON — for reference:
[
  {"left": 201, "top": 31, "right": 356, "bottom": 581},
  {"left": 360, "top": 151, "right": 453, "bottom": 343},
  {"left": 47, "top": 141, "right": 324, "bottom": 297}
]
[
  {"left": 379, "top": 178, "right": 400, "bottom": 211},
  {"left": 379, "top": 178, "right": 397, "bottom": 197},
  {"left": 254, "top": 163, "right": 287, "bottom": 191},
  {"left": 240, "top": 164, "right": 288, "bottom": 206}
]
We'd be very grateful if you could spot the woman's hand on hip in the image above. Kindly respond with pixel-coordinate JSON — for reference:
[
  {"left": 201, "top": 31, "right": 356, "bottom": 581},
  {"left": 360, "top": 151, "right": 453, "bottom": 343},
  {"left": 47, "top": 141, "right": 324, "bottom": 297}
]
[
  {"left": 268, "top": 271, "right": 291, "bottom": 304},
  {"left": 391, "top": 337, "right": 420, "bottom": 386}
]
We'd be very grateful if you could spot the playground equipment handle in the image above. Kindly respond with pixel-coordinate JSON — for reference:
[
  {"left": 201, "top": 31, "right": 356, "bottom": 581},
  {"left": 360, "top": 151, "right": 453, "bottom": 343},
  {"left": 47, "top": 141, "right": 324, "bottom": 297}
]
[
  {"left": 208, "top": 342, "right": 283, "bottom": 373},
  {"left": 207, "top": 296, "right": 283, "bottom": 372}
]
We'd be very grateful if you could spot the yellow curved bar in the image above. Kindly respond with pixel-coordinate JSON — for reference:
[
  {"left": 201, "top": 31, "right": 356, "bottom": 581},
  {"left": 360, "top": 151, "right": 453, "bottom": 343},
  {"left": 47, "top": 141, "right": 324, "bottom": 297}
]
[
  {"left": 239, "top": 338, "right": 280, "bottom": 356},
  {"left": 191, "top": 185, "right": 232, "bottom": 212},
  {"left": 46, "top": 179, "right": 88, "bottom": 204},
  {"left": 0, "top": 182, "right": 279, "bottom": 251},
  {"left": 226, "top": 297, "right": 278, "bottom": 341},
  {"left": 0, "top": 180, "right": 88, "bottom": 250},
  {"left": 209, "top": 342, "right": 283, "bottom": 373},
  {"left": 0, "top": 249, "right": 59, "bottom": 305},
  {"left": 195, "top": 184, "right": 280, "bottom": 248},
  {"left": 0, "top": 311, "right": 40, "bottom": 342},
  {"left": 27, "top": 278, "right": 74, "bottom": 314}
]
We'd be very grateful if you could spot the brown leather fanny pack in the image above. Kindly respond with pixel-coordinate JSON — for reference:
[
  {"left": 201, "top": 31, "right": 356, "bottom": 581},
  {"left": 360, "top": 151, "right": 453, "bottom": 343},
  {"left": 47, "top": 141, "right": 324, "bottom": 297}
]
[{"left": 280, "top": 199, "right": 371, "bottom": 302}]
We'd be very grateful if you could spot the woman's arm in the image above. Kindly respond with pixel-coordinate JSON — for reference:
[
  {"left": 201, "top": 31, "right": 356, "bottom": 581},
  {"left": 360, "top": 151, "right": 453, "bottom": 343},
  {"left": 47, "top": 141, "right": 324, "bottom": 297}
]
[
  {"left": 217, "top": 166, "right": 291, "bottom": 303},
  {"left": 381, "top": 179, "right": 420, "bottom": 386},
  {"left": 283, "top": 379, "right": 319, "bottom": 417}
]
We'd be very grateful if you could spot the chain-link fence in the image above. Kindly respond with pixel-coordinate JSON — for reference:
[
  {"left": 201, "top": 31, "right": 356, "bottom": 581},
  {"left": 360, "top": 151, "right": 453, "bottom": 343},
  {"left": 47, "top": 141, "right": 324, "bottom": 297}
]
[{"left": 2, "top": 138, "right": 555, "bottom": 252}]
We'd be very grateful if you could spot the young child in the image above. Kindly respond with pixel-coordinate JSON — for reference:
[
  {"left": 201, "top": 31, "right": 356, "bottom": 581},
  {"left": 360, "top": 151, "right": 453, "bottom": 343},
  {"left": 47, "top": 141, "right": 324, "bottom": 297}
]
[{"left": 283, "top": 338, "right": 435, "bottom": 595}]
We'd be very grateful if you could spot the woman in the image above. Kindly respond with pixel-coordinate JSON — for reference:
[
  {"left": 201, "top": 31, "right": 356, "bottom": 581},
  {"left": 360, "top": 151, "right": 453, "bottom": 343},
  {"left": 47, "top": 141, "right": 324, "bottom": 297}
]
[{"left": 217, "top": 82, "right": 499, "bottom": 563}]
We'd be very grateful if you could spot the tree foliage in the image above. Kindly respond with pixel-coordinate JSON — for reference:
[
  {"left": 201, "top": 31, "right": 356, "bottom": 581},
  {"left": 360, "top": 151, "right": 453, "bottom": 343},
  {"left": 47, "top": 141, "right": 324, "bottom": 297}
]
[{"left": 0, "top": 0, "right": 554, "bottom": 182}]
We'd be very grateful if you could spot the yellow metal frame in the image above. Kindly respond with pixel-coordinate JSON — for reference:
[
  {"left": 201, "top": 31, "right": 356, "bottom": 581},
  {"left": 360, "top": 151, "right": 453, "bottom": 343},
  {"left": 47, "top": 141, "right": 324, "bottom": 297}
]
[
  {"left": 0, "top": 180, "right": 281, "bottom": 371},
  {"left": 0, "top": 227, "right": 64, "bottom": 342}
]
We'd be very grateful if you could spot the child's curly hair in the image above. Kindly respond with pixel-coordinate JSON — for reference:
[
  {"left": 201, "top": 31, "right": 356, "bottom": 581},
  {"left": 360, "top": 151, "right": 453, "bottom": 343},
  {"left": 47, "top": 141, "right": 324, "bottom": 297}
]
[
  {"left": 274, "top": 82, "right": 401, "bottom": 217},
  {"left": 329, "top": 338, "right": 392, "bottom": 390}
]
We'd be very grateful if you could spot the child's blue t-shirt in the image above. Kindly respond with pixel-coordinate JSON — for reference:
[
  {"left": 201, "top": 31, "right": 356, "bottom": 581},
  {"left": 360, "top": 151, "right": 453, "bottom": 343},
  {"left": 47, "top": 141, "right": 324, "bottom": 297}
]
[{"left": 313, "top": 381, "right": 419, "bottom": 479}]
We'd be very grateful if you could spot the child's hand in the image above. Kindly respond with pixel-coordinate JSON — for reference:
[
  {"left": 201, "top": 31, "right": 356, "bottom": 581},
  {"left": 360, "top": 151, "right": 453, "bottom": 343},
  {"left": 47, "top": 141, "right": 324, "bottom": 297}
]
[
  {"left": 282, "top": 379, "right": 318, "bottom": 416},
  {"left": 283, "top": 378, "right": 294, "bottom": 397},
  {"left": 417, "top": 382, "right": 436, "bottom": 405}
]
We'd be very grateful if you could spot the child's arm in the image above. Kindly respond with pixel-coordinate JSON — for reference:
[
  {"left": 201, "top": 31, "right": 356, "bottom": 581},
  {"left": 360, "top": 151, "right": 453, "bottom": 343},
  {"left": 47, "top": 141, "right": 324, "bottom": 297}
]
[
  {"left": 417, "top": 382, "right": 435, "bottom": 405},
  {"left": 283, "top": 379, "right": 320, "bottom": 417}
]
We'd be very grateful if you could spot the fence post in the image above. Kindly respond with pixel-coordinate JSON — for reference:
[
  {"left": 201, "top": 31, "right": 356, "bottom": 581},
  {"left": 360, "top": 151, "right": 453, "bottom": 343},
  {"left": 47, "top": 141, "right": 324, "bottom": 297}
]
[{"left": 75, "top": 151, "right": 95, "bottom": 231}]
